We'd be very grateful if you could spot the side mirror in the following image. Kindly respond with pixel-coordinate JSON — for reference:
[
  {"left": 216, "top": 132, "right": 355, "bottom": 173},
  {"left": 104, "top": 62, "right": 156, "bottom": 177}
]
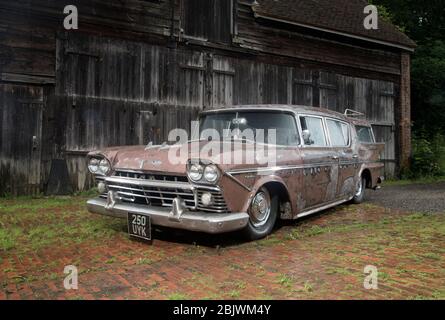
[{"left": 302, "top": 129, "right": 311, "bottom": 144}]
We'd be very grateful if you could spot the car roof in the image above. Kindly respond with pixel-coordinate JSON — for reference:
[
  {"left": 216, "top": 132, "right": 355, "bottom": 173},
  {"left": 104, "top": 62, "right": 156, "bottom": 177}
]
[{"left": 201, "top": 104, "right": 371, "bottom": 125}]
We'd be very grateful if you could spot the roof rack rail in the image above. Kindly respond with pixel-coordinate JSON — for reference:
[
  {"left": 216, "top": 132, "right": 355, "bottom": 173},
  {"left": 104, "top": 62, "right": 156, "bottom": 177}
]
[{"left": 344, "top": 109, "right": 365, "bottom": 118}]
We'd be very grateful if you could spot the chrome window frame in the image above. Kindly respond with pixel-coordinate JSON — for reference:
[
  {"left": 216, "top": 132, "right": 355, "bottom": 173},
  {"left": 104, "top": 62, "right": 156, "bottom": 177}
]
[
  {"left": 198, "top": 110, "right": 302, "bottom": 148},
  {"left": 296, "top": 114, "right": 330, "bottom": 148},
  {"left": 355, "top": 125, "right": 376, "bottom": 144},
  {"left": 324, "top": 117, "right": 352, "bottom": 148}
]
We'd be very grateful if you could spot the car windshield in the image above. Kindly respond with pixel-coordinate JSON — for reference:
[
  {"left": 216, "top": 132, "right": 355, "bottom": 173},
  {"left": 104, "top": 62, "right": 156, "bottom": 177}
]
[{"left": 196, "top": 111, "right": 300, "bottom": 146}]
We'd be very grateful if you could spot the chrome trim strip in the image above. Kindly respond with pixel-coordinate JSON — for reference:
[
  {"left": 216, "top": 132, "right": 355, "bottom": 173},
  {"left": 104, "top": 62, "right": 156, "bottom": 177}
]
[
  {"left": 107, "top": 184, "right": 194, "bottom": 197},
  {"left": 296, "top": 197, "right": 353, "bottom": 219},
  {"left": 224, "top": 173, "right": 253, "bottom": 192},
  {"left": 113, "top": 169, "right": 188, "bottom": 182},
  {"left": 105, "top": 176, "right": 193, "bottom": 190},
  {"left": 110, "top": 190, "right": 195, "bottom": 203},
  {"left": 227, "top": 161, "right": 375, "bottom": 175}
]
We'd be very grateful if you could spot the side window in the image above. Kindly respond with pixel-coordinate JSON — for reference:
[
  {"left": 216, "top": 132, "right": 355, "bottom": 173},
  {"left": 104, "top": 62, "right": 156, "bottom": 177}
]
[
  {"left": 356, "top": 126, "right": 375, "bottom": 143},
  {"left": 300, "top": 116, "right": 327, "bottom": 147},
  {"left": 326, "top": 119, "right": 350, "bottom": 147}
]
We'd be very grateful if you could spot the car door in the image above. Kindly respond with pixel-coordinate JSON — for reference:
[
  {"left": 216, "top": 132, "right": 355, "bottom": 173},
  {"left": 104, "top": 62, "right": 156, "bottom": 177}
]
[
  {"left": 298, "top": 115, "right": 339, "bottom": 209},
  {"left": 325, "top": 118, "right": 356, "bottom": 198}
]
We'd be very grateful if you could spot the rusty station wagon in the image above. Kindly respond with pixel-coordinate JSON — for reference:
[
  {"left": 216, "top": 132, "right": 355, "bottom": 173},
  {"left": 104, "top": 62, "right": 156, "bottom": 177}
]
[{"left": 87, "top": 105, "right": 384, "bottom": 240}]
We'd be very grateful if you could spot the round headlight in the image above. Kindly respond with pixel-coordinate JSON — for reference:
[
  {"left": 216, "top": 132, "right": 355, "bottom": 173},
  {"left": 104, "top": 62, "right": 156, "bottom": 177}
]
[
  {"left": 99, "top": 159, "right": 111, "bottom": 175},
  {"left": 88, "top": 158, "right": 99, "bottom": 173},
  {"left": 204, "top": 165, "right": 219, "bottom": 183},
  {"left": 188, "top": 164, "right": 203, "bottom": 182}
]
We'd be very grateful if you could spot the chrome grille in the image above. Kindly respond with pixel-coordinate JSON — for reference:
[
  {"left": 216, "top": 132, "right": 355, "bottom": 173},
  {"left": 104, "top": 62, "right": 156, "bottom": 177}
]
[
  {"left": 114, "top": 170, "right": 188, "bottom": 183},
  {"left": 105, "top": 173, "right": 196, "bottom": 209},
  {"left": 97, "top": 171, "right": 230, "bottom": 213},
  {"left": 197, "top": 189, "right": 230, "bottom": 213}
]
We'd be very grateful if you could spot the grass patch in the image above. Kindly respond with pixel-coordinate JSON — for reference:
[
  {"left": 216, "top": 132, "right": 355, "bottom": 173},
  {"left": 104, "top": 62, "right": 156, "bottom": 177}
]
[
  {"left": 326, "top": 267, "right": 352, "bottom": 276},
  {"left": 383, "top": 176, "right": 445, "bottom": 187},
  {"left": 303, "top": 281, "right": 313, "bottom": 293},
  {"left": 136, "top": 258, "right": 153, "bottom": 265},
  {"left": 287, "top": 225, "right": 328, "bottom": 240},
  {"left": 422, "top": 252, "right": 442, "bottom": 261},
  {"left": 287, "top": 212, "right": 444, "bottom": 242},
  {"left": 0, "top": 227, "right": 22, "bottom": 251},
  {"left": 0, "top": 197, "right": 126, "bottom": 254},
  {"left": 276, "top": 274, "right": 294, "bottom": 288},
  {"left": 168, "top": 293, "right": 189, "bottom": 300},
  {"left": 256, "top": 235, "right": 284, "bottom": 247},
  {"left": 432, "top": 289, "right": 445, "bottom": 300},
  {"left": 0, "top": 197, "right": 80, "bottom": 214}
]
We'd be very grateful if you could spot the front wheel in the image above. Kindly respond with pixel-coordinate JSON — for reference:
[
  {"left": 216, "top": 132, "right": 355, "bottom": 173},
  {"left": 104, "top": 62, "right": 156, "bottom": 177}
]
[
  {"left": 242, "top": 188, "right": 278, "bottom": 240},
  {"left": 352, "top": 176, "right": 366, "bottom": 204}
]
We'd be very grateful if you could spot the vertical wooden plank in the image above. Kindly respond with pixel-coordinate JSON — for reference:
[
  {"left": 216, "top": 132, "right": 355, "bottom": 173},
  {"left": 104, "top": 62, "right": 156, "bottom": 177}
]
[
  {"left": 292, "top": 69, "right": 312, "bottom": 106},
  {"left": 212, "top": 55, "right": 234, "bottom": 108}
]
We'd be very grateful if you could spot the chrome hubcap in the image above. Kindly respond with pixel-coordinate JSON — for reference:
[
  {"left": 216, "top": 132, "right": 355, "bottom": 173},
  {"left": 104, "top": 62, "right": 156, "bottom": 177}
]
[
  {"left": 355, "top": 178, "right": 363, "bottom": 197},
  {"left": 250, "top": 191, "right": 271, "bottom": 228}
]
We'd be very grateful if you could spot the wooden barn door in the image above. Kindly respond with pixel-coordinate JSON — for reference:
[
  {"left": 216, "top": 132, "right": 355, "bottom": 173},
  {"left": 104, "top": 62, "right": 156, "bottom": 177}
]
[
  {"left": 0, "top": 84, "right": 43, "bottom": 195},
  {"left": 211, "top": 55, "right": 234, "bottom": 108}
]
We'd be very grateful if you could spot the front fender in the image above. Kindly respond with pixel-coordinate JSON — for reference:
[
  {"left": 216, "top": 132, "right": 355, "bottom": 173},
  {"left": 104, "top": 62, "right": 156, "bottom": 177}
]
[{"left": 241, "top": 175, "right": 289, "bottom": 213}]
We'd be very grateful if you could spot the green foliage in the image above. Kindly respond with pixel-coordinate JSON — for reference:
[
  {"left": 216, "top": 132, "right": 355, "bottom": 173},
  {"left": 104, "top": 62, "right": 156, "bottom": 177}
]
[
  {"left": 368, "top": 1, "right": 405, "bottom": 32},
  {"left": 370, "top": 0, "right": 445, "bottom": 43},
  {"left": 408, "top": 133, "right": 445, "bottom": 178},
  {"left": 371, "top": 1, "right": 445, "bottom": 137},
  {"left": 411, "top": 40, "right": 445, "bottom": 135},
  {"left": 369, "top": 0, "right": 445, "bottom": 179}
]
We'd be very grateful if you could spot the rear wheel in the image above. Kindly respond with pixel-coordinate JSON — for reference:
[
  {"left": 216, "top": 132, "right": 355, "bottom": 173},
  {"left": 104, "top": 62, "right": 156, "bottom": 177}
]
[
  {"left": 352, "top": 176, "right": 366, "bottom": 204},
  {"left": 242, "top": 188, "right": 278, "bottom": 240}
]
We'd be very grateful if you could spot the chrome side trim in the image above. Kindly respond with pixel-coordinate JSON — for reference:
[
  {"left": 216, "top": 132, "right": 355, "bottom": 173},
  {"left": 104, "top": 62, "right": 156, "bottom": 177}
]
[
  {"left": 227, "top": 161, "right": 375, "bottom": 175},
  {"left": 224, "top": 172, "right": 253, "bottom": 192},
  {"left": 296, "top": 197, "right": 352, "bottom": 219}
]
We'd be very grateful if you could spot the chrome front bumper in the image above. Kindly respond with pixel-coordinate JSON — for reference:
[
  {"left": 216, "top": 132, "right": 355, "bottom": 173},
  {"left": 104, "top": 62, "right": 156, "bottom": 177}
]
[{"left": 87, "top": 197, "right": 249, "bottom": 234}]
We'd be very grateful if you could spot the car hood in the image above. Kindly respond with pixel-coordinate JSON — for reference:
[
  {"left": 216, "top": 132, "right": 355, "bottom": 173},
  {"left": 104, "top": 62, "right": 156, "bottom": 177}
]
[{"left": 88, "top": 141, "right": 271, "bottom": 174}]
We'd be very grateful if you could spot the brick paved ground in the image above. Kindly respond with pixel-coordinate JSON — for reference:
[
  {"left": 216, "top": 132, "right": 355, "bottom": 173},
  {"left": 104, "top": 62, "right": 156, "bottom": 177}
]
[{"left": 0, "top": 193, "right": 444, "bottom": 300}]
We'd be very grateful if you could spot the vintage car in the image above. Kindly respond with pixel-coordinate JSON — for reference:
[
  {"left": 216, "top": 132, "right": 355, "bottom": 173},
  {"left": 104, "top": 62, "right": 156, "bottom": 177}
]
[{"left": 86, "top": 105, "right": 384, "bottom": 240}]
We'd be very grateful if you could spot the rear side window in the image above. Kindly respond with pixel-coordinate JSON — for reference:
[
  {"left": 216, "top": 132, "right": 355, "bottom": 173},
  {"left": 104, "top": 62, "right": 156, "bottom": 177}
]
[
  {"left": 326, "top": 119, "right": 350, "bottom": 147},
  {"left": 300, "top": 116, "right": 327, "bottom": 147},
  {"left": 356, "top": 126, "right": 375, "bottom": 143}
]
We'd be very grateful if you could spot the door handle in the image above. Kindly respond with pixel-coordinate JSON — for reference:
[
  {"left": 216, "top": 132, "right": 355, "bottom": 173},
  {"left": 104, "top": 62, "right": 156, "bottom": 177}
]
[
  {"left": 353, "top": 154, "right": 359, "bottom": 159},
  {"left": 332, "top": 156, "right": 339, "bottom": 160}
]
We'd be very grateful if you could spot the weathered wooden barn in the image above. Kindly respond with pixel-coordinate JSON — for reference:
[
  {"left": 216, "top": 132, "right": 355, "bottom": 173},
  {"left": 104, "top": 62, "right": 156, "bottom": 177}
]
[{"left": 0, "top": 0, "right": 415, "bottom": 195}]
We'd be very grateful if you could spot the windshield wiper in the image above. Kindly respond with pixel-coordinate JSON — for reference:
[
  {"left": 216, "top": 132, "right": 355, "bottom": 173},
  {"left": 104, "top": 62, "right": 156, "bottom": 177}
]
[{"left": 231, "top": 137, "right": 256, "bottom": 144}]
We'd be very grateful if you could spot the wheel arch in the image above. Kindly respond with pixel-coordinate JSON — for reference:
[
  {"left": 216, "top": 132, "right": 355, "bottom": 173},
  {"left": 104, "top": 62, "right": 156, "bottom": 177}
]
[
  {"left": 243, "top": 176, "right": 292, "bottom": 218},
  {"left": 360, "top": 168, "right": 372, "bottom": 189}
]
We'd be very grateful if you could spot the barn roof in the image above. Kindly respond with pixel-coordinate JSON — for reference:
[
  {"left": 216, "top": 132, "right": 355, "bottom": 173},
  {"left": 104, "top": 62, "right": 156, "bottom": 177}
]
[{"left": 252, "top": 0, "right": 416, "bottom": 51}]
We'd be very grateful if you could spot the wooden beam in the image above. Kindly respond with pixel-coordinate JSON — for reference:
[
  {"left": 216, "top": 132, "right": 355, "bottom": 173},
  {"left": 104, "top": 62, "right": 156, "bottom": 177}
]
[{"left": 1, "top": 73, "right": 55, "bottom": 85}]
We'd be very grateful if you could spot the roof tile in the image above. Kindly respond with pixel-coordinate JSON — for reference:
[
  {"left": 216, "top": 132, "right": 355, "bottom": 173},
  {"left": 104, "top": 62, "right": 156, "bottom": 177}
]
[{"left": 253, "top": 0, "right": 416, "bottom": 49}]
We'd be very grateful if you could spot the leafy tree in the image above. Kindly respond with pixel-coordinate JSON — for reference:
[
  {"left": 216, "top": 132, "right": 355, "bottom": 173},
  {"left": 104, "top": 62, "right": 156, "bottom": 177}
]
[{"left": 371, "top": 0, "right": 445, "bottom": 135}]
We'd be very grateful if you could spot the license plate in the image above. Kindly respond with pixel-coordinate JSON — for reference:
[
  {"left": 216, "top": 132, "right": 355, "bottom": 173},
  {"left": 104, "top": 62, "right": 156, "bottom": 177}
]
[{"left": 127, "top": 213, "right": 152, "bottom": 242}]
